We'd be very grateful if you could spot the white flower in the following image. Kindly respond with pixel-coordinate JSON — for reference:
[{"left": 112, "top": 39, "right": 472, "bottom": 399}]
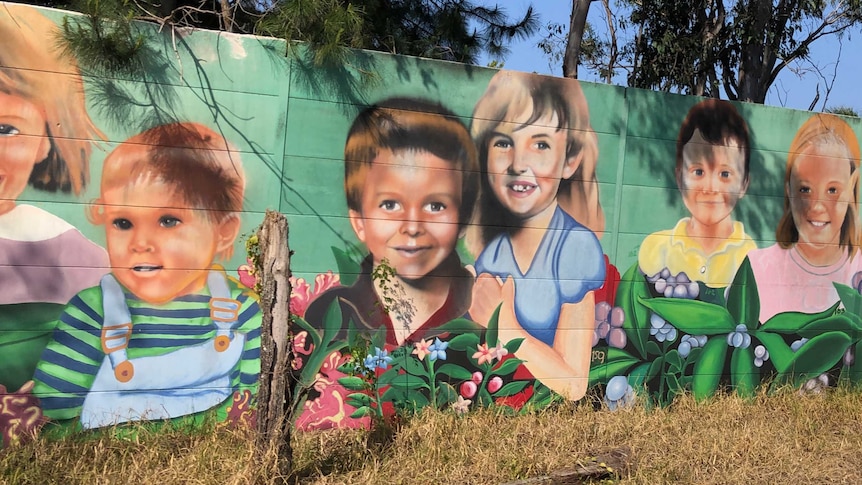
[{"left": 451, "top": 395, "right": 472, "bottom": 414}]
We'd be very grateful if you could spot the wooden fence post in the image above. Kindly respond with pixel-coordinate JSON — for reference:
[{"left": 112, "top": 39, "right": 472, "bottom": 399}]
[{"left": 255, "top": 210, "right": 294, "bottom": 475}]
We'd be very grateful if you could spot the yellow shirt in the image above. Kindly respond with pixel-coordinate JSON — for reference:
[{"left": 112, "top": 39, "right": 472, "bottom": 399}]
[{"left": 638, "top": 218, "right": 756, "bottom": 288}]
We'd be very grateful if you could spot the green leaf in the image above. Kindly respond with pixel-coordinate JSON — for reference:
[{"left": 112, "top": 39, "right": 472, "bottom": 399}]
[
  {"left": 486, "top": 304, "right": 502, "bottom": 347},
  {"left": 848, "top": 341, "right": 862, "bottom": 383},
  {"left": 730, "top": 347, "right": 758, "bottom": 397},
  {"left": 665, "top": 350, "right": 682, "bottom": 372},
  {"left": 666, "top": 373, "right": 683, "bottom": 395},
  {"left": 388, "top": 373, "right": 430, "bottom": 390},
  {"left": 337, "top": 376, "right": 367, "bottom": 391},
  {"left": 640, "top": 297, "right": 735, "bottom": 335},
  {"left": 493, "top": 380, "right": 529, "bottom": 397},
  {"left": 798, "top": 314, "right": 861, "bottom": 340},
  {"left": 349, "top": 406, "right": 373, "bottom": 419},
  {"left": 433, "top": 318, "right": 485, "bottom": 337},
  {"left": 436, "top": 363, "right": 473, "bottom": 380},
  {"left": 646, "top": 341, "right": 662, "bottom": 356},
  {"left": 587, "top": 347, "right": 640, "bottom": 387},
  {"left": 477, "top": 387, "right": 494, "bottom": 407},
  {"left": 835, "top": 282, "right": 862, "bottom": 316},
  {"left": 755, "top": 332, "right": 795, "bottom": 373},
  {"left": 321, "top": 299, "right": 344, "bottom": 348},
  {"left": 627, "top": 362, "right": 653, "bottom": 390},
  {"left": 692, "top": 337, "right": 728, "bottom": 400},
  {"left": 616, "top": 263, "right": 650, "bottom": 359},
  {"left": 760, "top": 304, "right": 841, "bottom": 334},
  {"left": 332, "top": 246, "right": 362, "bottom": 287},
  {"left": 446, "top": 332, "right": 480, "bottom": 352},
  {"left": 436, "top": 382, "right": 458, "bottom": 407},
  {"left": 505, "top": 338, "right": 525, "bottom": 354},
  {"left": 492, "top": 357, "right": 526, "bottom": 376},
  {"left": 399, "top": 355, "right": 428, "bottom": 377},
  {"left": 345, "top": 392, "right": 373, "bottom": 408},
  {"left": 726, "top": 257, "right": 760, "bottom": 329},
  {"left": 291, "top": 315, "right": 321, "bottom": 349},
  {"left": 779, "top": 331, "right": 851, "bottom": 381}
]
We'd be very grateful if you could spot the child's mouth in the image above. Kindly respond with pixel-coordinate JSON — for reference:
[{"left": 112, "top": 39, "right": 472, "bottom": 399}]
[
  {"left": 393, "top": 246, "right": 431, "bottom": 257},
  {"left": 507, "top": 182, "right": 536, "bottom": 196},
  {"left": 132, "top": 264, "right": 163, "bottom": 272},
  {"left": 808, "top": 220, "right": 829, "bottom": 228}
]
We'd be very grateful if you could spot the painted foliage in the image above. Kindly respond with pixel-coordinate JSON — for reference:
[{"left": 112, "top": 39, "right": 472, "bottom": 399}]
[{"left": 2, "top": 2, "right": 862, "bottom": 443}]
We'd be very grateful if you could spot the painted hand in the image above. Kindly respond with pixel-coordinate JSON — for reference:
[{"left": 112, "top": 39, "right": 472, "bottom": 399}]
[{"left": 467, "top": 267, "right": 504, "bottom": 328}]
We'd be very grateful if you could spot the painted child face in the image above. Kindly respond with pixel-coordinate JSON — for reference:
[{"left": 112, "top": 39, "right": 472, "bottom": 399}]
[
  {"left": 101, "top": 177, "right": 238, "bottom": 304},
  {"left": 0, "top": 92, "right": 49, "bottom": 215},
  {"left": 349, "top": 149, "right": 462, "bottom": 281},
  {"left": 679, "top": 129, "right": 748, "bottom": 228},
  {"left": 486, "top": 110, "right": 576, "bottom": 223},
  {"left": 788, "top": 144, "right": 854, "bottom": 251}
]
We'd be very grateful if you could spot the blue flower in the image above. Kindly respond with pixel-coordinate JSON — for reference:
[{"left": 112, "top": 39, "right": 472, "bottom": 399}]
[
  {"left": 726, "top": 323, "right": 751, "bottom": 349},
  {"left": 604, "top": 375, "right": 635, "bottom": 411},
  {"left": 428, "top": 337, "right": 449, "bottom": 361},
  {"left": 363, "top": 347, "right": 392, "bottom": 371}
]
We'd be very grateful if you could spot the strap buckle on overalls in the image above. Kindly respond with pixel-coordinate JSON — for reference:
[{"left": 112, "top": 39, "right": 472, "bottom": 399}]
[
  {"left": 210, "top": 297, "right": 241, "bottom": 352},
  {"left": 101, "top": 322, "right": 134, "bottom": 382}
]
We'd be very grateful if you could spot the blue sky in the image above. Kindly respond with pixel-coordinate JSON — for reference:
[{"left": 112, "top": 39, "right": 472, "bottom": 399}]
[{"left": 485, "top": 0, "right": 861, "bottom": 113}]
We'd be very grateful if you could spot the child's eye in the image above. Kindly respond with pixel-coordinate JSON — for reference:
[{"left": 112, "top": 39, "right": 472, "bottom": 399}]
[
  {"left": 720, "top": 171, "right": 731, "bottom": 178},
  {"left": 799, "top": 186, "right": 811, "bottom": 194},
  {"left": 425, "top": 202, "right": 447, "bottom": 213},
  {"left": 827, "top": 186, "right": 839, "bottom": 195},
  {"left": 112, "top": 218, "right": 133, "bottom": 230},
  {"left": 692, "top": 168, "right": 705, "bottom": 176},
  {"left": 491, "top": 138, "right": 512, "bottom": 149},
  {"left": 0, "top": 124, "right": 20, "bottom": 136},
  {"left": 535, "top": 141, "right": 551, "bottom": 150},
  {"left": 380, "top": 200, "right": 400, "bottom": 211},
  {"left": 160, "top": 216, "right": 182, "bottom": 228}
]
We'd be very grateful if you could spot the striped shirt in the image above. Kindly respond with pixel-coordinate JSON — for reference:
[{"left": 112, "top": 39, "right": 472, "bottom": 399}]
[{"left": 33, "top": 275, "right": 261, "bottom": 423}]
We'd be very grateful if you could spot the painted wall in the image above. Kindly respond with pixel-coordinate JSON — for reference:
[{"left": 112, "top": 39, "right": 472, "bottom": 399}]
[{"left": 2, "top": 2, "right": 862, "bottom": 442}]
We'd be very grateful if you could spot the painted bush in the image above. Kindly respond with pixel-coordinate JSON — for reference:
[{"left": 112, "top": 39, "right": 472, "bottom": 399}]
[{"left": 1, "top": 1, "right": 862, "bottom": 444}]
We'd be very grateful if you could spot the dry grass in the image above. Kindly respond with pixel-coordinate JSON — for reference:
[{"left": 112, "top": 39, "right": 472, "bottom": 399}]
[{"left": 4, "top": 388, "right": 862, "bottom": 484}]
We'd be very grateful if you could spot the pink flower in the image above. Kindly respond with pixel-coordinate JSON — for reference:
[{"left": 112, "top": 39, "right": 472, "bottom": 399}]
[
  {"left": 488, "top": 376, "right": 503, "bottom": 393},
  {"left": 460, "top": 381, "right": 477, "bottom": 398},
  {"left": 289, "top": 271, "right": 341, "bottom": 318},
  {"left": 491, "top": 342, "right": 508, "bottom": 361},
  {"left": 412, "top": 338, "right": 432, "bottom": 360},
  {"left": 471, "top": 371, "right": 483, "bottom": 384},
  {"left": 236, "top": 258, "right": 257, "bottom": 289},
  {"left": 473, "top": 343, "right": 494, "bottom": 365}
]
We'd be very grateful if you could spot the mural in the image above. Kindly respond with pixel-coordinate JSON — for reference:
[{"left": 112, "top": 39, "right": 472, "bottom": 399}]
[{"left": 2, "top": 1, "right": 862, "bottom": 444}]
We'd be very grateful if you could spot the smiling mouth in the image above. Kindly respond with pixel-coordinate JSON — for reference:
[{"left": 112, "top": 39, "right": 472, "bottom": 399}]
[
  {"left": 808, "top": 220, "right": 829, "bottom": 228},
  {"left": 507, "top": 182, "right": 537, "bottom": 196},
  {"left": 132, "top": 264, "right": 163, "bottom": 272},
  {"left": 393, "top": 246, "right": 431, "bottom": 256}
]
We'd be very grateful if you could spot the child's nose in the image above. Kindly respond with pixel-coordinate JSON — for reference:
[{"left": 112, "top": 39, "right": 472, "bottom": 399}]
[
  {"left": 400, "top": 212, "right": 425, "bottom": 237},
  {"left": 130, "top": 231, "right": 155, "bottom": 252}
]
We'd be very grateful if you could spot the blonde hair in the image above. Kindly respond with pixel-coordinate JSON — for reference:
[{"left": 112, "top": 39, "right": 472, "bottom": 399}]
[
  {"left": 776, "top": 113, "right": 861, "bottom": 252},
  {"left": 91, "top": 122, "right": 245, "bottom": 258},
  {"left": 344, "top": 97, "right": 479, "bottom": 226},
  {"left": 468, "top": 70, "right": 603, "bottom": 253},
  {"left": 0, "top": 4, "right": 104, "bottom": 195}
]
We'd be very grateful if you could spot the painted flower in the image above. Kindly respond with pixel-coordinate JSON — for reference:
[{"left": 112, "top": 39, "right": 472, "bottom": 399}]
[
  {"left": 491, "top": 341, "right": 508, "bottom": 361},
  {"left": 471, "top": 372, "right": 483, "bottom": 384},
  {"left": 237, "top": 258, "right": 258, "bottom": 289},
  {"left": 412, "top": 338, "right": 432, "bottom": 361},
  {"left": 460, "top": 381, "right": 477, "bottom": 398},
  {"left": 472, "top": 343, "right": 494, "bottom": 365},
  {"left": 487, "top": 376, "right": 503, "bottom": 393},
  {"left": 428, "top": 337, "right": 449, "bottom": 362},
  {"left": 604, "top": 375, "right": 635, "bottom": 411},
  {"left": 289, "top": 271, "right": 341, "bottom": 318},
  {"left": 451, "top": 395, "right": 472, "bottom": 414},
  {"left": 363, "top": 347, "right": 392, "bottom": 371}
]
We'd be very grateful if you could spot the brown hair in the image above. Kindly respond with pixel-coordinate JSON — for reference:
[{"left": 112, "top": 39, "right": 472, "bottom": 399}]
[
  {"left": 675, "top": 99, "right": 751, "bottom": 188},
  {"left": 776, "top": 113, "right": 861, "bottom": 252},
  {"left": 344, "top": 97, "right": 478, "bottom": 226},
  {"left": 468, "top": 70, "right": 603, "bottom": 252},
  {"left": 94, "top": 122, "right": 245, "bottom": 225},
  {"left": 0, "top": 4, "right": 104, "bottom": 195}
]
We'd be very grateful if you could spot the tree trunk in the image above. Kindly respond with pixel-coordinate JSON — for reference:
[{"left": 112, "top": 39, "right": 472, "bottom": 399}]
[
  {"left": 255, "top": 210, "right": 294, "bottom": 476},
  {"left": 563, "top": 0, "right": 593, "bottom": 78}
]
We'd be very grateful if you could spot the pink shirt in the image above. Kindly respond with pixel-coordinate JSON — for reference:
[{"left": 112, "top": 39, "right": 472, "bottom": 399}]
[{"left": 748, "top": 244, "right": 862, "bottom": 323}]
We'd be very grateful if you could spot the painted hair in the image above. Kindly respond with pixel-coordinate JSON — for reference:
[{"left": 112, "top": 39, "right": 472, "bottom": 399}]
[
  {"left": 776, "top": 113, "right": 861, "bottom": 252},
  {"left": 0, "top": 4, "right": 104, "bottom": 195},
  {"left": 94, "top": 122, "right": 245, "bottom": 228},
  {"left": 676, "top": 99, "right": 751, "bottom": 187},
  {"left": 344, "top": 97, "right": 479, "bottom": 226},
  {"left": 468, "top": 70, "right": 602, "bottom": 253}
]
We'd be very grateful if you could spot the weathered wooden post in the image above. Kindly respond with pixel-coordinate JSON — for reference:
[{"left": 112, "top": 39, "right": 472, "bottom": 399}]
[{"left": 255, "top": 210, "right": 294, "bottom": 475}]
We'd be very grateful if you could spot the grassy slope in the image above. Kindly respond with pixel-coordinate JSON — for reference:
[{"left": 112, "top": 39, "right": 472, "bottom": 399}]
[{"left": 3, "top": 388, "right": 862, "bottom": 484}]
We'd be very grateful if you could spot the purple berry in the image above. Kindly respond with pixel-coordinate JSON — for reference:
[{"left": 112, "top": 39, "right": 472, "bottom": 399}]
[
  {"left": 660, "top": 268, "right": 671, "bottom": 279},
  {"left": 678, "top": 340, "right": 692, "bottom": 358},
  {"left": 610, "top": 307, "right": 625, "bottom": 327},
  {"left": 672, "top": 285, "right": 688, "bottom": 299},
  {"left": 664, "top": 286, "right": 674, "bottom": 298},
  {"left": 676, "top": 272, "right": 690, "bottom": 284},
  {"left": 655, "top": 279, "right": 667, "bottom": 294},
  {"left": 595, "top": 301, "right": 611, "bottom": 322},
  {"left": 597, "top": 321, "right": 611, "bottom": 339},
  {"left": 666, "top": 275, "right": 677, "bottom": 286},
  {"left": 650, "top": 313, "right": 665, "bottom": 329},
  {"left": 608, "top": 328, "right": 627, "bottom": 348},
  {"left": 592, "top": 330, "right": 600, "bottom": 347},
  {"left": 688, "top": 282, "right": 699, "bottom": 299}
]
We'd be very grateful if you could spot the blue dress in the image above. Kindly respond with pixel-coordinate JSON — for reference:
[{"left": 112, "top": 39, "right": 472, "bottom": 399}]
[{"left": 475, "top": 206, "right": 605, "bottom": 346}]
